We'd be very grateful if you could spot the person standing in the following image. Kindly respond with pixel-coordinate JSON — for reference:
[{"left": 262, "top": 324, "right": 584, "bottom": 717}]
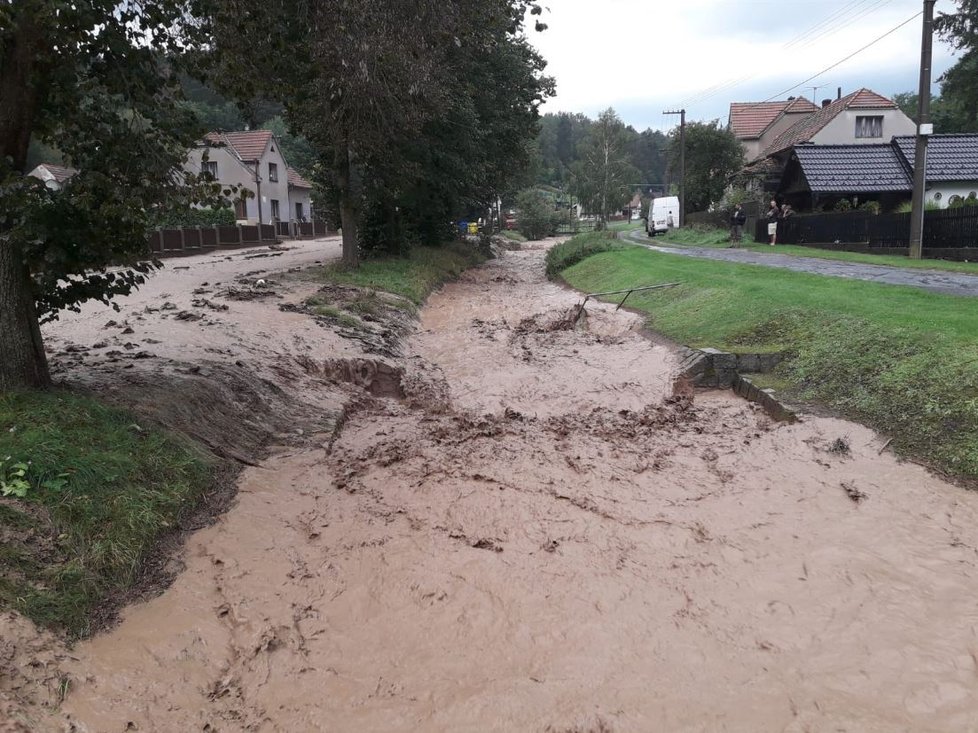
[
  {"left": 766, "top": 199, "right": 780, "bottom": 245},
  {"left": 730, "top": 202, "right": 747, "bottom": 246}
]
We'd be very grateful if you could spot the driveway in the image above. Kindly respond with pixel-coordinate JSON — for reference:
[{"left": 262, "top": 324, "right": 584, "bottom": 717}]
[{"left": 624, "top": 229, "right": 978, "bottom": 297}]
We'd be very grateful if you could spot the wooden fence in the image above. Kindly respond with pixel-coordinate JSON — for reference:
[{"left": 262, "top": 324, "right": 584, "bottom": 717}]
[
  {"left": 753, "top": 207, "right": 978, "bottom": 260},
  {"left": 149, "top": 221, "right": 331, "bottom": 258}
]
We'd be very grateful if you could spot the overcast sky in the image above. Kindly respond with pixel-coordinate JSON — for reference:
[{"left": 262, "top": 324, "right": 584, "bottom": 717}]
[{"left": 529, "top": 0, "right": 960, "bottom": 131}]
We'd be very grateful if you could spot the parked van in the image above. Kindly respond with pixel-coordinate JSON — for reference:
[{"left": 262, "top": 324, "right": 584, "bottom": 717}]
[{"left": 646, "top": 196, "right": 680, "bottom": 236}]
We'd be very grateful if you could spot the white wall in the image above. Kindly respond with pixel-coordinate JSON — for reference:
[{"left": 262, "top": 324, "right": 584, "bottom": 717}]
[
  {"left": 185, "top": 146, "right": 259, "bottom": 223},
  {"left": 289, "top": 189, "right": 313, "bottom": 221},
  {"left": 928, "top": 182, "right": 978, "bottom": 208},
  {"left": 814, "top": 109, "right": 915, "bottom": 146}
]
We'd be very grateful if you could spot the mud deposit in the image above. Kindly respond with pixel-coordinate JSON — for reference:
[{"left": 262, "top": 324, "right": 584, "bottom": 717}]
[{"left": 6, "top": 243, "right": 978, "bottom": 732}]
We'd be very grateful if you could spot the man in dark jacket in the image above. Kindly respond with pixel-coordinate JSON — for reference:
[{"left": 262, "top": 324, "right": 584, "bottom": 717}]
[{"left": 730, "top": 202, "right": 747, "bottom": 246}]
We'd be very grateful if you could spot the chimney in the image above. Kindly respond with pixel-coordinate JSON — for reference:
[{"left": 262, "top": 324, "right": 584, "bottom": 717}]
[
  {"left": 837, "top": 87, "right": 842, "bottom": 100},
  {"left": 822, "top": 99, "right": 832, "bottom": 108}
]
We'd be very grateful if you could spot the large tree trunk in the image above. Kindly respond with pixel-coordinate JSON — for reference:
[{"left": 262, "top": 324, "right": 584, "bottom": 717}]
[
  {"left": 0, "top": 15, "right": 52, "bottom": 389},
  {"left": 0, "top": 238, "right": 51, "bottom": 390},
  {"left": 336, "top": 142, "right": 360, "bottom": 267}
]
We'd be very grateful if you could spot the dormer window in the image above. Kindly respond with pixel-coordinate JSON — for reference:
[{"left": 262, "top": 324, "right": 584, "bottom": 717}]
[
  {"left": 855, "top": 116, "right": 883, "bottom": 139},
  {"left": 268, "top": 162, "right": 279, "bottom": 182},
  {"left": 202, "top": 161, "right": 218, "bottom": 179}
]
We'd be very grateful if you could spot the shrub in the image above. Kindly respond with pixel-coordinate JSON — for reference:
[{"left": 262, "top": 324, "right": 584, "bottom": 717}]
[
  {"left": 516, "top": 189, "right": 562, "bottom": 240},
  {"left": 151, "top": 207, "right": 236, "bottom": 229},
  {"left": 545, "top": 232, "right": 620, "bottom": 279}
]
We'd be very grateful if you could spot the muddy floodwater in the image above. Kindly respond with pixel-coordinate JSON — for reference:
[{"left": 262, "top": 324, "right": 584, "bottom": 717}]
[{"left": 10, "top": 243, "right": 978, "bottom": 731}]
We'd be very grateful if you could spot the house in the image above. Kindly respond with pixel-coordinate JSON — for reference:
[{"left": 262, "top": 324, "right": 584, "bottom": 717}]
[
  {"left": 185, "top": 130, "right": 313, "bottom": 225},
  {"left": 763, "top": 89, "right": 916, "bottom": 159},
  {"left": 892, "top": 134, "right": 978, "bottom": 208},
  {"left": 287, "top": 167, "right": 314, "bottom": 222},
  {"left": 776, "top": 134, "right": 978, "bottom": 211},
  {"left": 27, "top": 163, "right": 78, "bottom": 191},
  {"left": 733, "top": 89, "right": 916, "bottom": 196},
  {"left": 729, "top": 97, "right": 818, "bottom": 162}
]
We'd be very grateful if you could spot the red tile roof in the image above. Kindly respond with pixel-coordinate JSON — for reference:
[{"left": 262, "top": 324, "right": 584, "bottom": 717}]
[
  {"left": 729, "top": 98, "right": 817, "bottom": 139},
  {"left": 287, "top": 167, "right": 313, "bottom": 189},
  {"left": 763, "top": 88, "right": 899, "bottom": 157},
  {"left": 37, "top": 163, "right": 78, "bottom": 183},
  {"left": 204, "top": 130, "right": 274, "bottom": 162}
]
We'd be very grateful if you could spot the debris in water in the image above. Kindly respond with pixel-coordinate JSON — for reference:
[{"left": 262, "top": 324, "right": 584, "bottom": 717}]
[
  {"left": 828, "top": 436, "right": 851, "bottom": 456},
  {"left": 841, "top": 481, "right": 868, "bottom": 503}
]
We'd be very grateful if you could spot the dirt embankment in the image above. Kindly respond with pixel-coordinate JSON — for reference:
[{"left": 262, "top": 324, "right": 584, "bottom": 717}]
[{"left": 5, "top": 238, "right": 978, "bottom": 732}]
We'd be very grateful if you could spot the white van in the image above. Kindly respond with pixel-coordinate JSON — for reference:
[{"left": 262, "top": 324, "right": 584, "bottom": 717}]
[{"left": 646, "top": 196, "right": 680, "bottom": 236}]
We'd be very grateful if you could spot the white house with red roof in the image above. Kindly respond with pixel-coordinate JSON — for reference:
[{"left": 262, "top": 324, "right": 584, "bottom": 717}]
[
  {"left": 185, "top": 130, "right": 314, "bottom": 225},
  {"left": 729, "top": 96, "right": 818, "bottom": 161}
]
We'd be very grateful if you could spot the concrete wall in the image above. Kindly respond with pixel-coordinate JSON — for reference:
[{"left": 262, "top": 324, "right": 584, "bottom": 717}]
[{"left": 814, "top": 109, "right": 915, "bottom": 146}]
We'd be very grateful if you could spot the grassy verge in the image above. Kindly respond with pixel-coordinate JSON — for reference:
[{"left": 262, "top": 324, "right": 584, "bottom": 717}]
[
  {"left": 654, "top": 225, "right": 978, "bottom": 275},
  {"left": 544, "top": 231, "right": 623, "bottom": 279},
  {"left": 0, "top": 391, "right": 214, "bottom": 637},
  {"left": 551, "top": 236, "right": 978, "bottom": 479},
  {"left": 500, "top": 230, "right": 528, "bottom": 243},
  {"left": 305, "top": 242, "right": 485, "bottom": 304}
]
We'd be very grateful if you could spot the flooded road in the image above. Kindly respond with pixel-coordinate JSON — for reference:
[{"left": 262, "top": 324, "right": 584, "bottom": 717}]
[{"left": 20, "top": 243, "right": 978, "bottom": 731}]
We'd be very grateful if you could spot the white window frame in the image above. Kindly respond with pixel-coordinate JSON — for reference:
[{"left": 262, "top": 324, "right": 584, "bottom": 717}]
[{"left": 855, "top": 115, "right": 883, "bottom": 139}]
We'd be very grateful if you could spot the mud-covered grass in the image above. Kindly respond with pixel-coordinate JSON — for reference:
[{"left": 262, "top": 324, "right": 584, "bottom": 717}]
[
  {"left": 499, "top": 230, "right": 527, "bottom": 243},
  {"left": 656, "top": 225, "right": 978, "bottom": 274},
  {"left": 556, "top": 240, "right": 978, "bottom": 479},
  {"left": 307, "top": 242, "right": 486, "bottom": 304},
  {"left": 0, "top": 390, "right": 214, "bottom": 637}
]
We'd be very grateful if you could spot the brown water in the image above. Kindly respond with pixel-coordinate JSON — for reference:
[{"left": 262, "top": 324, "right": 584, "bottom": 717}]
[{"left": 9, "top": 243, "right": 978, "bottom": 731}]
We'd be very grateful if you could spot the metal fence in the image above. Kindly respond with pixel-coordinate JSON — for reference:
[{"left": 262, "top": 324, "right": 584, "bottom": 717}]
[
  {"left": 554, "top": 220, "right": 599, "bottom": 236},
  {"left": 149, "top": 221, "right": 333, "bottom": 258},
  {"left": 754, "top": 207, "right": 978, "bottom": 251}
]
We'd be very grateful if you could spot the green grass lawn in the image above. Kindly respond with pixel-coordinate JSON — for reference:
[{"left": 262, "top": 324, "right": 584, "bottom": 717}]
[
  {"left": 0, "top": 391, "right": 214, "bottom": 637},
  {"left": 553, "top": 234, "right": 978, "bottom": 480},
  {"left": 652, "top": 225, "right": 978, "bottom": 275},
  {"left": 303, "top": 242, "right": 486, "bottom": 304}
]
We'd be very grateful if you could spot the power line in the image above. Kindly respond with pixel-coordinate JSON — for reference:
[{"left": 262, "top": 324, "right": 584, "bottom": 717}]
[
  {"left": 760, "top": 9, "right": 923, "bottom": 103},
  {"left": 677, "top": 0, "right": 899, "bottom": 110}
]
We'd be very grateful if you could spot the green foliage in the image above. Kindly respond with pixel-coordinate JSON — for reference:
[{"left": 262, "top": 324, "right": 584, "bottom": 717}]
[
  {"left": 570, "top": 109, "right": 641, "bottom": 224},
  {"left": 555, "top": 240, "right": 978, "bottom": 479},
  {"left": 895, "top": 199, "right": 943, "bottom": 213},
  {"left": 0, "top": 459, "right": 30, "bottom": 498},
  {"left": 151, "top": 207, "right": 236, "bottom": 230},
  {"left": 834, "top": 198, "right": 854, "bottom": 212},
  {"left": 858, "top": 201, "right": 881, "bottom": 215},
  {"left": 0, "top": 391, "right": 214, "bottom": 635},
  {"left": 949, "top": 193, "right": 978, "bottom": 208},
  {"left": 307, "top": 243, "right": 486, "bottom": 304},
  {"left": 515, "top": 189, "right": 561, "bottom": 240},
  {"left": 545, "top": 232, "right": 621, "bottom": 279},
  {"left": 667, "top": 120, "right": 744, "bottom": 213}
]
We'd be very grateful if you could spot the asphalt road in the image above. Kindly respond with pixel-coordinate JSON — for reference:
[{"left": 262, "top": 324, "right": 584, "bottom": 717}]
[{"left": 624, "top": 229, "right": 978, "bottom": 297}]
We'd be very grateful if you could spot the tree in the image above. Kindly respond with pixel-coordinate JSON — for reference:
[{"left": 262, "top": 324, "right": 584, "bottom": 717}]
[
  {"left": 667, "top": 120, "right": 744, "bottom": 213},
  {"left": 934, "top": 0, "right": 978, "bottom": 130},
  {"left": 0, "top": 0, "right": 221, "bottom": 390},
  {"left": 570, "top": 108, "right": 639, "bottom": 227},
  {"left": 206, "top": 0, "right": 549, "bottom": 266},
  {"left": 515, "top": 189, "right": 559, "bottom": 240}
]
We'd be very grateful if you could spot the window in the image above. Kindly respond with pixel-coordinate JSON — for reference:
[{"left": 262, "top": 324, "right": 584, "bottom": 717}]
[
  {"left": 934, "top": 192, "right": 943, "bottom": 201},
  {"left": 234, "top": 198, "right": 248, "bottom": 220},
  {"left": 268, "top": 162, "right": 278, "bottom": 182},
  {"left": 855, "top": 116, "right": 883, "bottom": 139},
  {"left": 202, "top": 160, "right": 218, "bottom": 179},
  {"left": 270, "top": 199, "right": 280, "bottom": 221},
  {"left": 295, "top": 202, "right": 304, "bottom": 221}
]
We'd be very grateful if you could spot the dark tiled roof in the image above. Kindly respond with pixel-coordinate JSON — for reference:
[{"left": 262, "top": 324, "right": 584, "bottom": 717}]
[
  {"left": 204, "top": 130, "right": 274, "bottom": 162},
  {"left": 892, "top": 134, "right": 978, "bottom": 182},
  {"left": 764, "top": 88, "right": 899, "bottom": 157},
  {"left": 729, "top": 98, "right": 817, "bottom": 139},
  {"left": 287, "top": 167, "right": 313, "bottom": 189},
  {"left": 793, "top": 145, "right": 911, "bottom": 193}
]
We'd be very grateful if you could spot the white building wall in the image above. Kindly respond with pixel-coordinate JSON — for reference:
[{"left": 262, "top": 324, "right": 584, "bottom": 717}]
[
  {"left": 256, "top": 142, "right": 292, "bottom": 224},
  {"left": 813, "top": 109, "right": 916, "bottom": 146},
  {"left": 927, "top": 181, "right": 978, "bottom": 208},
  {"left": 185, "top": 146, "right": 259, "bottom": 223}
]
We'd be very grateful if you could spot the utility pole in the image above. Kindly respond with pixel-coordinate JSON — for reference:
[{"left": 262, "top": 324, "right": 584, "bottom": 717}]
[
  {"left": 909, "top": 0, "right": 936, "bottom": 260},
  {"left": 663, "top": 109, "right": 686, "bottom": 226}
]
